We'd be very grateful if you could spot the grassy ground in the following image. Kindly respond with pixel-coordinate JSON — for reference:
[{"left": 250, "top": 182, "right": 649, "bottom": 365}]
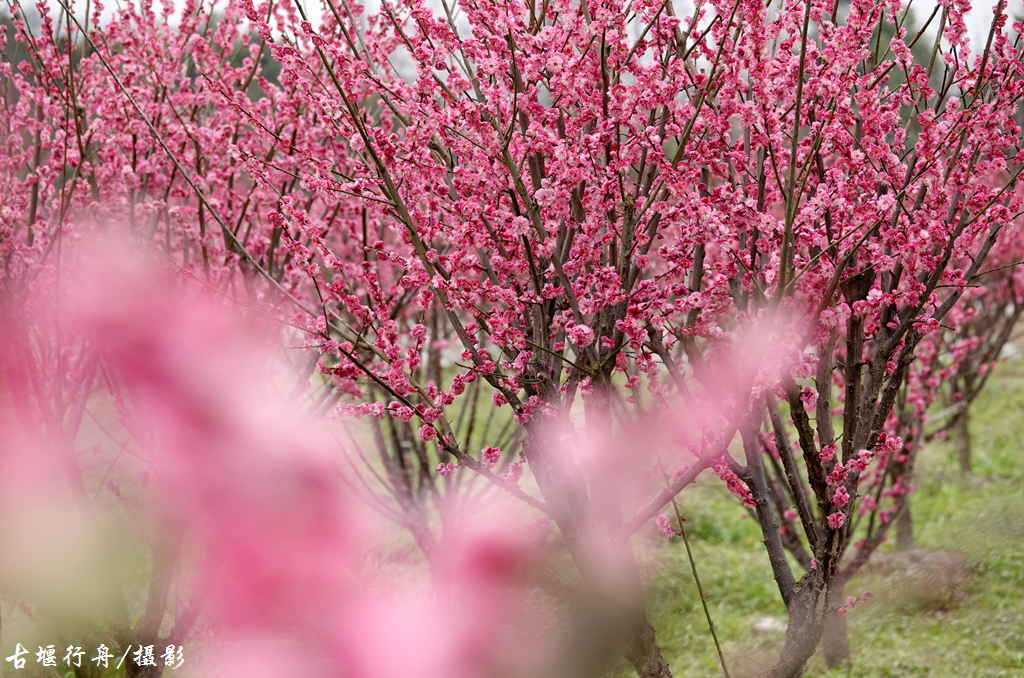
[
  {"left": 4, "top": 367, "right": 1022, "bottom": 677},
  {"left": 627, "top": 363, "right": 1024, "bottom": 678}
]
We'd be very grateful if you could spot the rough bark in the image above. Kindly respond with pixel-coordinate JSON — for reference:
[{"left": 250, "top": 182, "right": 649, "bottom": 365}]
[
  {"left": 742, "top": 416, "right": 795, "bottom": 606},
  {"left": 822, "top": 579, "right": 851, "bottom": 670},
  {"left": 623, "top": 618, "right": 674, "bottom": 678},
  {"left": 768, "top": 573, "right": 832, "bottom": 678}
]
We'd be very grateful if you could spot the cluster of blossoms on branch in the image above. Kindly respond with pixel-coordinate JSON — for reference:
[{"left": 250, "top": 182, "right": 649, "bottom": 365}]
[{"left": 2, "top": 0, "right": 1024, "bottom": 676}]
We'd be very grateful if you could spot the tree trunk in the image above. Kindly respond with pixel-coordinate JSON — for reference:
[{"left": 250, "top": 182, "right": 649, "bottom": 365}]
[
  {"left": 822, "top": 579, "right": 851, "bottom": 670},
  {"left": 896, "top": 499, "right": 914, "bottom": 550},
  {"left": 587, "top": 383, "right": 674, "bottom": 678},
  {"left": 623, "top": 618, "right": 674, "bottom": 678},
  {"left": 953, "top": 409, "right": 971, "bottom": 473},
  {"left": 768, "top": 575, "right": 830, "bottom": 678},
  {"left": 769, "top": 522, "right": 852, "bottom": 678},
  {"left": 524, "top": 396, "right": 674, "bottom": 678}
]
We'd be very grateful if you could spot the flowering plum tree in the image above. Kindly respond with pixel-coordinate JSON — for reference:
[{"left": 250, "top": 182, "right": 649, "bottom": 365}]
[
  {"left": 4, "top": 0, "right": 1024, "bottom": 675},
  {"left": 767, "top": 212, "right": 1024, "bottom": 668},
  {"left": 217, "top": 1, "right": 1024, "bottom": 675},
  {"left": 941, "top": 258, "right": 1024, "bottom": 474}
]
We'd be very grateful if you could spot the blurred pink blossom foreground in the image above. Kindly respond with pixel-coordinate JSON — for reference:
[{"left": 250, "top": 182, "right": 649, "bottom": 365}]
[{"left": 0, "top": 249, "right": 553, "bottom": 678}]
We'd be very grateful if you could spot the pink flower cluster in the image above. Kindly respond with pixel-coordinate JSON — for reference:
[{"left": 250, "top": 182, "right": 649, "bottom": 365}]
[
  {"left": 713, "top": 458, "right": 756, "bottom": 508},
  {"left": 656, "top": 514, "right": 678, "bottom": 538}
]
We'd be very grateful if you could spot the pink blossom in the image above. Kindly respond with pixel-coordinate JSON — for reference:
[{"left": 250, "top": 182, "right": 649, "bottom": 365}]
[
  {"left": 106, "top": 480, "right": 124, "bottom": 501},
  {"left": 713, "top": 458, "right": 757, "bottom": 508},
  {"left": 656, "top": 514, "right": 677, "bottom": 538},
  {"left": 827, "top": 512, "right": 847, "bottom": 529},
  {"left": 827, "top": 463, "right": 848, "bottom": 486},
  {"left": 566, "top": 324, "right": 595, "bottom": 348},
  {"left": 859, "top": 495, "right": 878, "bottom": 514},
  {"left": 481, "top": 446, "right": 502, "bottom": 467},
  {"left": 503, "top": 460, "right": 524, "bottom": 488},
  {"left": 799, "top": 387, "right": 818, "bottom": 406}
]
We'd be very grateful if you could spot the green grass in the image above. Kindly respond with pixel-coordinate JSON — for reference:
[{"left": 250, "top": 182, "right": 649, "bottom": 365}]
[
  {"left": 4, "top": 367, "right": 1023, "bottom": 678},
  {"left": 629, "top": 364, "right": 1024, "bottom": 678}
]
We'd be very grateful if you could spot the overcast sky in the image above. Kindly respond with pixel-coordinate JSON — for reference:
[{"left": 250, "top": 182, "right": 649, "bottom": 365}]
[
  {"left": 911, "top": 0, "right": 1016, "bottom": 51},
  {"left": 18, "top": 0, "right": 1015, "bottom": 65}
]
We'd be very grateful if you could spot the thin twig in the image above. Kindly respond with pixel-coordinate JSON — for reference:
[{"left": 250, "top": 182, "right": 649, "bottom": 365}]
[{"left": 657, "top": 454, "right": 731, "bottom": 678}]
